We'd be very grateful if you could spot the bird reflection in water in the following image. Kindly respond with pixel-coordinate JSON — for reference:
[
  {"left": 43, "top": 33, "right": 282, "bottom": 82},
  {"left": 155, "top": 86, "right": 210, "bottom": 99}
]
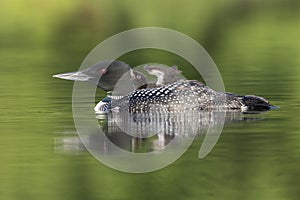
[{"left": 55, "top": 110, "right": 258, "bottom": 155}]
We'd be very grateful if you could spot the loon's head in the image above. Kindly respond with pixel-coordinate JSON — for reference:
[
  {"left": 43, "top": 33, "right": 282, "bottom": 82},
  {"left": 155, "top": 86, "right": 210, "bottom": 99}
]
[{"left": 53, "top": 60, "right": 148, "bottom": 92}]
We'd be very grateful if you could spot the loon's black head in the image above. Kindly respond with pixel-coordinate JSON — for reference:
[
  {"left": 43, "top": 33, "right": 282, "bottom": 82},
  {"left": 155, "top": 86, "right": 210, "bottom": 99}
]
[{"left": 53, "top": 60, "right": 147, "bottom": 92}]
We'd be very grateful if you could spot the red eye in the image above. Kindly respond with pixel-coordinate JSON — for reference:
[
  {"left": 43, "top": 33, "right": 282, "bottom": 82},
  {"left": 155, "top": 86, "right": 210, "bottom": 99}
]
[{"left": 98, "top": 69, "right": 107, "bottom": 75}]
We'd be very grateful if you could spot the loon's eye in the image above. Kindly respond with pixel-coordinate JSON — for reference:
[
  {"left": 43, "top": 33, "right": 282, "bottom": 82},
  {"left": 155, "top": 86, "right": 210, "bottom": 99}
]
[{"left": 98, "top": 69, "right": 107, "bottom": 75}]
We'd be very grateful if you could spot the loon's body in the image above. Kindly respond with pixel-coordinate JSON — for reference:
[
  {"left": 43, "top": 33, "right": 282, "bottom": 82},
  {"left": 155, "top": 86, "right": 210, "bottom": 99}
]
[{"left": 104, "top": 80, "right": 274, "bottom": 113}]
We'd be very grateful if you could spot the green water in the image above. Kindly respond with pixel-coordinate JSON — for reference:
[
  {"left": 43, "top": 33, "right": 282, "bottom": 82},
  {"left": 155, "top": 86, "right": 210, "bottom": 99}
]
[{"left": 1, "top": 1, "right": 300, "bottom": 199}]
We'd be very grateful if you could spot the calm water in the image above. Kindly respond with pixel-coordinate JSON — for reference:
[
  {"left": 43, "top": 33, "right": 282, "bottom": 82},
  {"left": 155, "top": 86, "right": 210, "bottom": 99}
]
[{"left": 2, "top": 2, "right": 300, "bottom": 198}]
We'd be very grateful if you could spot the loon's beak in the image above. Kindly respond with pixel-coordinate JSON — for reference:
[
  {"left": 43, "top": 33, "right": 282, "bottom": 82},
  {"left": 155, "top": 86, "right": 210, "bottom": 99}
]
[{"left": 53, "top": 71, "right": 92, "bottom": 81}]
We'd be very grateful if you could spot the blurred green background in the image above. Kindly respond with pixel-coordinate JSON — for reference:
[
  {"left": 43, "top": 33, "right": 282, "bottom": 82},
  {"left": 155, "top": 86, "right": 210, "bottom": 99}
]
[{"left": 1, "top": 0, "right": 300, "bottom": 200}]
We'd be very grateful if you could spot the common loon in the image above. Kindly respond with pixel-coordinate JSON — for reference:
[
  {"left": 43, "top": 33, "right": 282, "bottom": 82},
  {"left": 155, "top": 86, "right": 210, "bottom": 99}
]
[{"left": 53, "top": 60, "right": 276, "bottom": 113}]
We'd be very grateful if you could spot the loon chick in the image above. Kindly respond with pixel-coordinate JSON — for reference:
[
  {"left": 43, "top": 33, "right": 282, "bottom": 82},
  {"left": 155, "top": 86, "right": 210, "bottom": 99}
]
[
  {"left": 107, "top": 80, "right": 275, "bottom": 113},
  {"left": 144, "top": 64, "right": 183, "bottom": 87},
  {"left": 53, "top": 60, "right": 147, "bottom": 92}
]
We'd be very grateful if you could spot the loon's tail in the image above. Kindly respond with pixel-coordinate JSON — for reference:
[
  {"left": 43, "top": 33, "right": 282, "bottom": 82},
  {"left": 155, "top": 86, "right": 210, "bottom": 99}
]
[{"left": 240, "top": 95, "right": 278, "bottom": 112}]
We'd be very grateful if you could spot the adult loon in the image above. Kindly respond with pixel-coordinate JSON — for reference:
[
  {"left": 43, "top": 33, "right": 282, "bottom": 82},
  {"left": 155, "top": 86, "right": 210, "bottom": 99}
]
[
  {"left": 53, "top": 60, "right": 276, "bottom": 113},
  {"left": 53, "top": 60, "right": 147, "bottom": 92}
]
